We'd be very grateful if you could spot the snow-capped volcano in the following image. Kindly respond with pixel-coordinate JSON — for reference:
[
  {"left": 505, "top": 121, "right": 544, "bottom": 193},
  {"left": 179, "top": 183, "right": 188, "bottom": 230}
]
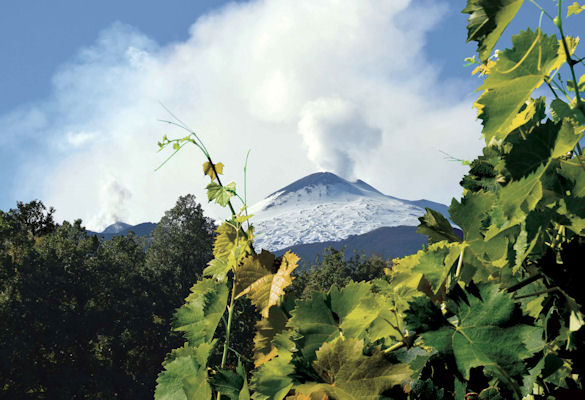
[{"left": 248, "top": 172, "right": 448, "bottom": 251}]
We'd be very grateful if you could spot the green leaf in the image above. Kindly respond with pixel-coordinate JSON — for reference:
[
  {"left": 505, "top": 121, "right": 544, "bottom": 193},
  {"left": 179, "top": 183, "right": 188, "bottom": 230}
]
[
  {"left": 203, "top": 257, "right": 230, "bottom": 281},
  {"left": 209, "top": 361, "right": 250, "bottom": 400},
  {"left": 414, "top": 285, "right": 542, "bottom": 395},
  {"left": 237, "top": 359, "right": 251, "bottom": 400},
  {"left": 250, "top": 352, "right": 294, "bottom": 400},
  {"left": 294, "top": 337, "right": 411, "bottom": 399},
  {"left": 474, "top": 29, "right": 575, "bottom": 144},
  {"left": 207, "top": 181, "right": 237, "bottom": 207},
  {"left": 505, "top": 119, "right": 581, "bottom": 180},
  {"left": 287, "top": 282, "right": 399, "bottom": 362},
  {"left": 210, "top": 222, "right": 253, "bottom": 277},
  {"left": 417, "top": 208, "right": 461, "bottom": 244},
  {"left": 550, "top": 99, "right": 585, "bottom": 128},
  {"left": 155, "top": 342, "right": 215, "bottom": 400},
  {"left": 391, "top": 241, "right": 465, "bottom": 300},
  {"left": 209, "top": 369, "right": 244, "bottom": 400},
  {"left": 173, "top": 278, "right": 229, "bottom": 346},
  {"left": 462, "top": 0, "right": 525, "bottom": 63},
  {"left": 486, "top": 164, "right": 546, "bottom": 238},
  {"left": 235, "top": 251, "right": 299, "bottom": 317},
  {"left": 479, "top": 387, "right": 504, "bottom": 399},
  {"left": 404, "top": 296, "right": 446, "bottom": 333},
  {"left": 450, "top": 191, "right": 496, "bottom": 243},
  {"left": 568, "top": 1, "right": 585, "bottom": 16}
]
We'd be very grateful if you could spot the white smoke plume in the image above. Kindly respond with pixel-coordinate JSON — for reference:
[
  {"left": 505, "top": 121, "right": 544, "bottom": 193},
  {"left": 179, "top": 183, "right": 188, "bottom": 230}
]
[{"left": 3, "top": 0, "right": 483, "bottom": 230}]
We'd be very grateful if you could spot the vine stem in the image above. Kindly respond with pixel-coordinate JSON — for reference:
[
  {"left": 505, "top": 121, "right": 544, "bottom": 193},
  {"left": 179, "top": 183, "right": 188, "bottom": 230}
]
[
  {"left": 454, "top": 247, "right": 465, "bottom": 279},
  {"left": 217, "top": 280, "right": 238, "bottom": 400},
  {"left": 208, "top": 156, "right": 237, "bottom": 216},
  {"left": 556, "top": 0, "right": 583, "bottom": 108},
  {"left": 383, "top": 340, "right": 407, "bottom": 353},
  {"left": 528, "top": 0, "right": 555, "bottom": 21},
  {"left": 505, "top": 274, "right": 543, "bottom": 293},
  {"left": 513, "top": 287, "right": 559, "bottom": 300}
]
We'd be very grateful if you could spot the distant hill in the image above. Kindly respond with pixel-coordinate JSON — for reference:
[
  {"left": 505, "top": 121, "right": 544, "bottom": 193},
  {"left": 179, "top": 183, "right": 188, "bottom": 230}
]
[
  {"left": 273, "top": 225, "right": 462, "bottom": 267},
  {"left": 87, "top": 222, "right": 157, "bottom": 241},
  {"left": 273, "top": 225, "right": 428, "bottom": 267}
]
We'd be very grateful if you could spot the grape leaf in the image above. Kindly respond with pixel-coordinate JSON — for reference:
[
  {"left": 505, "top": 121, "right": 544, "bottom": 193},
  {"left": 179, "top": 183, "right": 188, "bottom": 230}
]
[
  {"left": 486, "top": 164, "right": 545, "bottom": 238},
  {"left": 462, "top": 0, "right": 525, "bottom": 63},
  {"left": 413, "top": 285, "right": 542, "bottom": 394},
  {"left": 203, "top": 161, "right": 224, "bottom": 181},
  {"left": 504, "top": 120, "right": 580, "bottom": 179},
  {"left": 172, "top": 278, "right": 229, "bottom": 346},
  {"left": 479, "top": 387, "right": 504, "bottom": 399},
  {"left": 475, "top": 29, "right": 576, "bottom": 144},
  {"left": 417, "top": 208, "right": 461, "bottom": 244},
  {"left": 237, "top": 359, "right": 251, "bottom": 400},
  {"left": 287, "top": 282, "right": 399, "bottom": 362},
  {"left": 294, "top": 338, "right": 411, "bottom": 400},
  {"left": 250, "top": 352, "right": 295, "bottom": 400},
  {"left": 235, "top": 251, "right": 299, "bottom": 317},
  {"left": 253, "top": 305, "right": 289, "bottom": 366},
  {"left": 155, "top": 342, "right": 215, "bottom": 400},
  {"left": 391, "top": 241, "right": 465, "bottom": 300},
  {"left": 203, "top": 257, "right": 230, "bottom": 281},
  {"left": 210, "top": 360, "right": 250, "bottom": 400},
  {"left": 207, "top": 181, "right": 237, "bottom": 207},
  {"left": 209, "top": 369, "right": 244, "bottom": 400},
  {"left": 568, "top": 1, "right": 585, "bottom": 16},
  {"left": 207, "top": 222, "right": 253, "bottom": 279}
]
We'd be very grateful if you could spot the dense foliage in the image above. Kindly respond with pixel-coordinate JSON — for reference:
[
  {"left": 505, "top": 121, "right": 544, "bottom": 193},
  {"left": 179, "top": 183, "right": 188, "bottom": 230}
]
[
  {"left": 0, "top": 195, "right": 215, "bottom": 398},
  {"left": 154, "top": 1, "right": 585, "bottom": 399},
  {"left": 290, "top": 247, "right": 388, "bottom": 299}
]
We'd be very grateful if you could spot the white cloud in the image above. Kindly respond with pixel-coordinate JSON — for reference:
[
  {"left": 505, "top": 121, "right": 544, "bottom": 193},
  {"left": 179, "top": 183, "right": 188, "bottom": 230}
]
[{"left": 6, "top": 0, "right": 483, "bottom": 231}]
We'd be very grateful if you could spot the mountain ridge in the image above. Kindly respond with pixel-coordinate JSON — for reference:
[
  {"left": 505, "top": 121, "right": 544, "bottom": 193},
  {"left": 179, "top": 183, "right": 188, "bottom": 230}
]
[{"left": 248, "top": 171, "right": 449, "bottom": 252}]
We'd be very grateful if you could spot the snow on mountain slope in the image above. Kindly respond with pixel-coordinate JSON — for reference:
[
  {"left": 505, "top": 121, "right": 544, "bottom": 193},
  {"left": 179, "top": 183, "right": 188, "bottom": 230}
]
[{"left": 248, "top": 172, "right": 448, "bottom": 251}]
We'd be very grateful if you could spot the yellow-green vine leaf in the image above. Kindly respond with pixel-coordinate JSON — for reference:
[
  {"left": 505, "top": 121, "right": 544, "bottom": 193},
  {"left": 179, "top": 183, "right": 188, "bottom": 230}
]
[
  {"left": 568, "top": 1, "right": 585, "bottom": 16},
  {"left": 391, "top": 241, "right": 465, "bottom": 301},
  {"left": 206, "top": 222, "right": 253, "bottom": 279},
  {"left": 486, "top": 165, "right": 545, "bottom": 238},
  {"left": 475, "top": 29, "right": 577, "bottom": 144},
  {"left": 287, "top": 282, "right": 401, "bottom": 362},
  {"left": 550, "top": 99, "right": 585, "bottom": 128},
  {"left": 250, "top": 351, "right": 295, "bottom": 400},
  {"left": 416, "top": 208, "right": 462, "bottom": 244},
  {"left": 235, "top": 251, "right": 299, "bottom": 317},
  {"left": 172, "top": 278, "right": 229, "bottom": 346},
  {"left": 557, "top": 161, "right": 585, "bottom": 234},
  {"left": 155, "top": 342, "right": 215, "bottom": 400},
  {"left": 203, "top": 257, "right": 230, "bottom": 281},
  {"left": 202, "top": 161, "right": 224, "bottom": 181},
  {"left": 462, "top": 0, "right": 525, "bottom": 63},
  {"left": 207, "top": 181, "right": 236, "bottom": 207},
  {"left": 213, "top": 222, "right": 246, "bottom": 259},
  {"left": 253, "top": 305, "right": 289, "bottom": 367},
  {"left": 294, "top": 337, "right": 411, "bottom": 399}
]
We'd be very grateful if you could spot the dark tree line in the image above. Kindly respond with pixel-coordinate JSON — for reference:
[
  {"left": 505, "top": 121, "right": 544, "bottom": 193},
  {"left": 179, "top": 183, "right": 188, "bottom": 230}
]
[
  {"left": 0, "top": 196, "right": 214, "bottom": 399},
  {"left": 0, "top": 197, "right": 389, "bottom": 399}
]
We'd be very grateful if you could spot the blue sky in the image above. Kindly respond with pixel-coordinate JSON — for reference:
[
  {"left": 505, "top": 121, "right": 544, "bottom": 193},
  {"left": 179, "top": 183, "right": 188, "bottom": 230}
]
[{"left": 1, "top": 0, "right": 583, "bottom": 229}]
